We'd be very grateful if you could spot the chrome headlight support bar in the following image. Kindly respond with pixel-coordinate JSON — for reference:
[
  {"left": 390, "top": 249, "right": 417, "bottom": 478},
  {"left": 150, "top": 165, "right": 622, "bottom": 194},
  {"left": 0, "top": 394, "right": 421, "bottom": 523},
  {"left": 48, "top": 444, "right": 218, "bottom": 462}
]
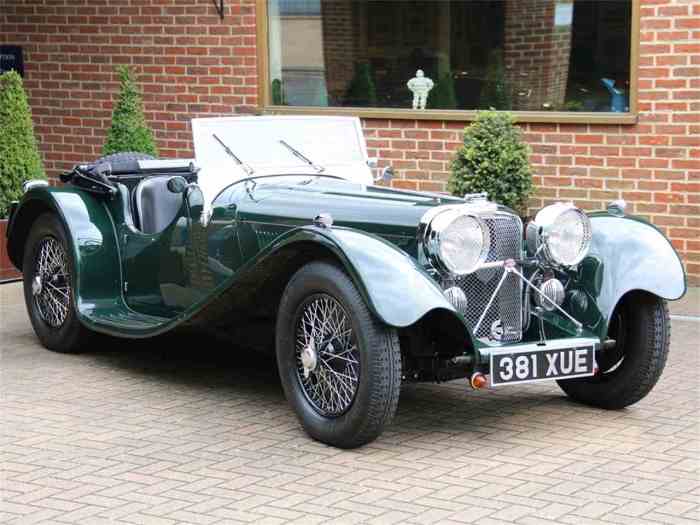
[{"left": 473, "top": 258, "right": 583, "bottom": 336}]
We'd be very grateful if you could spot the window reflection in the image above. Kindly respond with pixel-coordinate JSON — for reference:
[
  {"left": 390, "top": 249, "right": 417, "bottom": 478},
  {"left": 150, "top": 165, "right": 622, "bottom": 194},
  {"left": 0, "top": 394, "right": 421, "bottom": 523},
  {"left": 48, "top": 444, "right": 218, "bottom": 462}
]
[{"left": 268, "top": 0, "right": 632, "bottom": 113}]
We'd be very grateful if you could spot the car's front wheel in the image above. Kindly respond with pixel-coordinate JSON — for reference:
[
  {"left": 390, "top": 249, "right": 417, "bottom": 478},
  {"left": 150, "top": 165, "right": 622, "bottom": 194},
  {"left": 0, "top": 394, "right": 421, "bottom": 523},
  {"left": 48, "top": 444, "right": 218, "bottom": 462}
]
[
  {"left": 558, "top": 291, "right": 670, "bottom": 409},
  {"left": 23, "top": 213, "right": 95, "bottom": 353},
  {"left": 276, "top": 261, "right": 401, "bottom": 448}
]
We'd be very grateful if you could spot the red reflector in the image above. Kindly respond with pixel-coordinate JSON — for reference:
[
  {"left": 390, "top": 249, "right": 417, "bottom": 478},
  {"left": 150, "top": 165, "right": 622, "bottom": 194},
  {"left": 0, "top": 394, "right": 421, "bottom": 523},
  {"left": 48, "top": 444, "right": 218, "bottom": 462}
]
[{"left": 470, "top": 372, "right": 488, "bottom": 389}]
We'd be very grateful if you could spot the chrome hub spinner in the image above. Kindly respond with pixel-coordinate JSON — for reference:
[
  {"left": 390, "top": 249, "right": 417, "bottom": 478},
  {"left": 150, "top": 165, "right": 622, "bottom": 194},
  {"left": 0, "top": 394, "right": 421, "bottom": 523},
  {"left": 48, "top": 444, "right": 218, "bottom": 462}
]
[
  {"left": 31, "top": 275, "right": 43, "bottom": 297},
  {"left": 300, "top": 341, "right": 318, "bottom": 379}
]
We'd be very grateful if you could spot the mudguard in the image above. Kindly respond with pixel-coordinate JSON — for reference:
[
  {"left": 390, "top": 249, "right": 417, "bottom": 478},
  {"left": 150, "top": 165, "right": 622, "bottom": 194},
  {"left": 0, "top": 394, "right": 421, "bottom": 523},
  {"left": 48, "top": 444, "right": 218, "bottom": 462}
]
[
  {"left": 205, "top": 225, "right": 466, "bottom": 327},
  {"left": 301, "top": 226, "right": 458, "bottom": 327},
  {"left": 6, "top": 187, "right": 123, "bottom": 311},
  {"left": 586, "top": 212, "right": 686, "bottom": 324}
]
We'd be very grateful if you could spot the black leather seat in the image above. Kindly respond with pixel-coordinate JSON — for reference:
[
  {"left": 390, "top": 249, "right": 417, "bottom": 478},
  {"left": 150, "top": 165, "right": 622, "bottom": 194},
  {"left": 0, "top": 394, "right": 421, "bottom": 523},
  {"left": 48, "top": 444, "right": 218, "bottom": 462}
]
[{"left": 134, "top": 177, "right": 184, "bottom": 234}]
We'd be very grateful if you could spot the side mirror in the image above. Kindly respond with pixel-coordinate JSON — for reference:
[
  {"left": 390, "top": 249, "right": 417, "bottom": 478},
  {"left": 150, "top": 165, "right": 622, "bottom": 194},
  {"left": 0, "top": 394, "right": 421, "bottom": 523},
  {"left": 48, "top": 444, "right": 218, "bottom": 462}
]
[
  {"left": 167, "top": 176, "right": 188, "bottom": 194},
  {"left": 375, "top": 166, "right": 394, "bottom": 184}
]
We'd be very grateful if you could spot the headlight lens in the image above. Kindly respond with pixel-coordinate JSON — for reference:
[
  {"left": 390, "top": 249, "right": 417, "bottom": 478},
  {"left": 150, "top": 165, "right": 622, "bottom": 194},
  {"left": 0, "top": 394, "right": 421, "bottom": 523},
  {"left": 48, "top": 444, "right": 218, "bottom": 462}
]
[
  {"left": 528, "top": 203, "right": 592, "bottom": 266},
  {"left": 424, "top": 209, "right": 490, "bottom": 275}
]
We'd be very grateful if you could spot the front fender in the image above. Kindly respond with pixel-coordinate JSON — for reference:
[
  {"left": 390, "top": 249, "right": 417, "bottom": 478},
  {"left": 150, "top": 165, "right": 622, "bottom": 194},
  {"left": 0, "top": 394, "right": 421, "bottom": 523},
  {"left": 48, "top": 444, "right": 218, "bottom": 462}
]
[
  {"left": 6, "top": 187, "right": 122, "bottom": 307},
  {"left": 586, "top": 213, "right": 686, "bottom": 323},
  {"left": 192, "top": 225, "right": 471, "bottom": 343},
  {"left": 320, "top": 227, "right": 458, "bottom": 328}
]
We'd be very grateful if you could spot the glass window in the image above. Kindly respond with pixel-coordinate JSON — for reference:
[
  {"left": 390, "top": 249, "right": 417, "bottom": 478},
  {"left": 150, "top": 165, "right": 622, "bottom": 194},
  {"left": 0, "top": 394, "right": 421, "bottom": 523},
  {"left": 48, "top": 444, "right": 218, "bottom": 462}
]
[{"left": 266, "top": 0, "right": 632, "bottom": 113}]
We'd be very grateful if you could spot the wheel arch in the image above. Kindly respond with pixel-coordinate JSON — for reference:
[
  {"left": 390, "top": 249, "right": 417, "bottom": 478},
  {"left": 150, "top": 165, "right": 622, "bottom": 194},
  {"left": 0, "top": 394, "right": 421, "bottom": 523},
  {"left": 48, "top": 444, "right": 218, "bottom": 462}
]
[
  {"left": 6, "top": 197, "right": 56, "bottom": 271},
  {"left": 7, "top": 188, "right": 123, "bottom": 308},
  {"left": 584, "top": 213, "right": 686, "bottom": 335}
]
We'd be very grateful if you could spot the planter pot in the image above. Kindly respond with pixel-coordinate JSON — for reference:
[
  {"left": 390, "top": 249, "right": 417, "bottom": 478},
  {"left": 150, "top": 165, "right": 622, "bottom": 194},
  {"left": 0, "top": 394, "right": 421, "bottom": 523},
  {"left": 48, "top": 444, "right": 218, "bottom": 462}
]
[{"left": 0, "top": 219, "right": 21, "bottom": 282}]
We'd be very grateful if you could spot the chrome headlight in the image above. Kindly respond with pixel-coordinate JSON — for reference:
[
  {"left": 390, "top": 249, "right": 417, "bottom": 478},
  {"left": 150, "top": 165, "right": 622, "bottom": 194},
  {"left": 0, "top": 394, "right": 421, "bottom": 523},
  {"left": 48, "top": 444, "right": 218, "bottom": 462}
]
[
  {"left": 527, "top": 202, "right": 592, "bottom": 266},
  {"left": 422, "top": 208, "right": 490, "bottom": 275}
]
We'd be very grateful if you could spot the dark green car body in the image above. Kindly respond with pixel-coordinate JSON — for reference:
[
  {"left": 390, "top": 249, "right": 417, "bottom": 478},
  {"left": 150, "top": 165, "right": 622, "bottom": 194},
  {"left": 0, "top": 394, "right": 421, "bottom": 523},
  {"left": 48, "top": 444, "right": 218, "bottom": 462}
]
[{"left": 6, "top": 172, "right": 687, "bottom": 377}]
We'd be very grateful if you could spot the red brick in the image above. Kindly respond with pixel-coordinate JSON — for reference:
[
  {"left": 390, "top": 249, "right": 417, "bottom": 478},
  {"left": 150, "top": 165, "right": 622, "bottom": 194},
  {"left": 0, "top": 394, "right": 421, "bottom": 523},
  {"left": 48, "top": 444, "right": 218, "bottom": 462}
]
[
  {"left": 575, "top": 134, "right": 604, "bottom": 144},
  {"left": 659, "top": 5, "right": 689, "bottom": 16},
  {"left": 654, "top": 193, "right": 685, "bottom": 204},
  {"left": 607, "top": 157, "right": 636, "bottom": 168},
  {"left": 671, "top": 183, "right": 700, "bottom": 193},
  {"left": 670, "top": 228, "right": 700, "bottom": 238},
  {"left": 655, "top": 215, "right": 685, "bottom": 227},
  {"left": 676, "top": 18, "right": 700, "bottom": 29},
  {"left": 391, "top": 179, "right": 418, "bottom": 190},
  {"left": 640, "top": 158, "right": 669, "bottom": 169},
  {"left": 656, "top": 55, "right": 688, "bottom": 66},
  {"left": 640, "top": 135, "right": 670, "bottom": 146}
]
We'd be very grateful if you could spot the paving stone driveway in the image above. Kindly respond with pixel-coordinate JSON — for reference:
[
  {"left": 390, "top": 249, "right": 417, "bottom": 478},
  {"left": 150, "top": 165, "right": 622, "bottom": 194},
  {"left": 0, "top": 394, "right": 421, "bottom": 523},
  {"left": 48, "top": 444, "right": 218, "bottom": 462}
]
[{"left": 2, "top": 282, "right": 699, "bottom": 525}]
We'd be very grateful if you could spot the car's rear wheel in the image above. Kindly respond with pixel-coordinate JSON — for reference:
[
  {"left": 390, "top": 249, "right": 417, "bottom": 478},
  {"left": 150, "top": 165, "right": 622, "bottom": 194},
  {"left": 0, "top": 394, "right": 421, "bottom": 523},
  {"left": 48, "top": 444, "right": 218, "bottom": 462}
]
[
  {"left": 23, "top": 213, "right": 95, "bottom": 353},
  {"left": 276, "top": 261, "right": 401, "bottom": 448},
  {"left": 557, "top": 291, "right": 670, "bottom": 409}
]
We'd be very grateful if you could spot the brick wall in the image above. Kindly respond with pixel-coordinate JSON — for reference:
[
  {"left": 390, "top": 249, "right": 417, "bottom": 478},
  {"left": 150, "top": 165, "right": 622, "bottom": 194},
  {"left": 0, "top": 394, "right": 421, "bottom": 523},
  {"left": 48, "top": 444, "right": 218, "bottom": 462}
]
[
  {"left": 0, "top": 0, "right": 258, "bottom": 172},
  {"left": 1, "top": 0, "right": 698, "bottom": 284}
]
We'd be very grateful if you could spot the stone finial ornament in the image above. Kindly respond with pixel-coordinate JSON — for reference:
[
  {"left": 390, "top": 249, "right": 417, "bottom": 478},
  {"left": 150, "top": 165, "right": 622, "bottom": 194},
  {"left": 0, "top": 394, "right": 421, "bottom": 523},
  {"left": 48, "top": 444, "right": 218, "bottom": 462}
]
[{"left": 407, "top": 69, "right": 434, "bottom": 110}]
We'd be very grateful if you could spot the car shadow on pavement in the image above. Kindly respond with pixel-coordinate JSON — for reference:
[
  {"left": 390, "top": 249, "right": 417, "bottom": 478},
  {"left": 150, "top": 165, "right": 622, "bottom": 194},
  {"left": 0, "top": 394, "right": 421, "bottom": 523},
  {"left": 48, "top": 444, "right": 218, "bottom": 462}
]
[
  {"left": 78, "top": 330, "right": 585, "bottom": 438},
  {"left": 82, "top": 330, "right": 285, "bottom": 396}
]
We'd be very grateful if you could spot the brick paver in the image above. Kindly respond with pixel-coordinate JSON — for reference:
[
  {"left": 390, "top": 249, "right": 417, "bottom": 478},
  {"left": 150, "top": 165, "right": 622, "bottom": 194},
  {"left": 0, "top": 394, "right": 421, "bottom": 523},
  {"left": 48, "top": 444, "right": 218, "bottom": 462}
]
[{"left": 1, "top": 282, "right": 699, "bottom": 524}]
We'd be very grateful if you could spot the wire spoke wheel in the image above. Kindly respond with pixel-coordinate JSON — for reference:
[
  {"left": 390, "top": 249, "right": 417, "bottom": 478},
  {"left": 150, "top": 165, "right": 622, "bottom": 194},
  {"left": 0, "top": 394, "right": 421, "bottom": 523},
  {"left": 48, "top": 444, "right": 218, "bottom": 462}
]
[
  {"left": 295, "top": 293, "right": 360, "bottom": 417},
  {"left": 33, "top": 237, "right": 71, "bottom": 328},
  {"left": 277, "top": 261, "right": 401, "bottom": 447}
]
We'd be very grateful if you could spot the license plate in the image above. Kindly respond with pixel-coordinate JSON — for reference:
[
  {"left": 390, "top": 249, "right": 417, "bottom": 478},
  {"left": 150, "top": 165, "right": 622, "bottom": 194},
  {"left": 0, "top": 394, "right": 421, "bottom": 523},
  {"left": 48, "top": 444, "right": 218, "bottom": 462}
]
[{"left": 490, "top": 340, "right": 597, "bottom": 386}]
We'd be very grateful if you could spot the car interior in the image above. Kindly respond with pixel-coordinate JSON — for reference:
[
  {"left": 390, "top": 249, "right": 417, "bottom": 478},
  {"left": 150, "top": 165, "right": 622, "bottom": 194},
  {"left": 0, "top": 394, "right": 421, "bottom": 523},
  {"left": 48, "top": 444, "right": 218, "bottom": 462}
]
[{"left": 110, "top": 160, "right": 199, "bottom": 235}]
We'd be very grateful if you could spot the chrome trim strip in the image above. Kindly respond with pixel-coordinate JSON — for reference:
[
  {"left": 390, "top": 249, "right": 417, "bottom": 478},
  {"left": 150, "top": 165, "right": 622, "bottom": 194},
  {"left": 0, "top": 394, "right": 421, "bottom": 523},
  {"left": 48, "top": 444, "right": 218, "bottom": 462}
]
[{"left": 22, "top": 180, "right": 49, "bottom": 193}]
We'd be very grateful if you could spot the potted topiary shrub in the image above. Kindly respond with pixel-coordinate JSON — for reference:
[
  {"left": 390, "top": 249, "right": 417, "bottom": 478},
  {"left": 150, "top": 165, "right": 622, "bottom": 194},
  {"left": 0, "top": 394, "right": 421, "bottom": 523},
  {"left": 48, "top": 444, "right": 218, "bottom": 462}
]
[
  {"left": 0, "top": 70, "right": 46, "bottom": 280},
  {"left": 103, "top": 65, "right": 158, "bottom": 157},
  {"left": 448, "top": 111, "right": 533, "bottom": 216}
]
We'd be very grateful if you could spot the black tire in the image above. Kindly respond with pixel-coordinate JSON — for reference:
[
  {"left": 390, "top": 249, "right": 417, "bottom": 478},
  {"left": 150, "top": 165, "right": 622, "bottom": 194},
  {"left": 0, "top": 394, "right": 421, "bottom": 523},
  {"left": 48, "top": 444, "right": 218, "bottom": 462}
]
[
  {"left": 276, "top": 261, "right": 401, "bottom": 448},
  {"left": 557, "top": 291, "right": 670, "bottom": 409},
  {"left": 95, "top": 152, "right": 155, "bottom": 164},
  {"left": 23, "top": 213, "right": 96, "bottom": 353}
]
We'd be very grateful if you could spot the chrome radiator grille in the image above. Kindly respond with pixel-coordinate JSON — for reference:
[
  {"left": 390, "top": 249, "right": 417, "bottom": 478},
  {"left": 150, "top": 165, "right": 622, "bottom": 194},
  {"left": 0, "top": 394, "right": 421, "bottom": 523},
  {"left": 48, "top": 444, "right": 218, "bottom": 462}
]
[{"left": 443, "top": 211, "right": 523, "bottom": 342}]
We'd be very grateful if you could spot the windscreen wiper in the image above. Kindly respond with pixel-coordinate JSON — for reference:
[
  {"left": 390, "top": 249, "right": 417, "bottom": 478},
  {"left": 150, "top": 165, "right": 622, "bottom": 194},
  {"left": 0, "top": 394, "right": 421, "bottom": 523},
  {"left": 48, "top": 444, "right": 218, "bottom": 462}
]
[
  {"left": 213, "top": 133, "right": 255, "bottom": 176},
  {"left": 279, "top": 140, "right": 325, "bottom": 173}
]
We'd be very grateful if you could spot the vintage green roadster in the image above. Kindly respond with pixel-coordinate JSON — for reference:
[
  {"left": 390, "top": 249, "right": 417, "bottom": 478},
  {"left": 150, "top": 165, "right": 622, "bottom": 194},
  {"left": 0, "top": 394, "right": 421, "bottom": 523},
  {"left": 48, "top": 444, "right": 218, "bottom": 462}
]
[{"left": 5, "top": 116, "right": 686, "bottom": 448}]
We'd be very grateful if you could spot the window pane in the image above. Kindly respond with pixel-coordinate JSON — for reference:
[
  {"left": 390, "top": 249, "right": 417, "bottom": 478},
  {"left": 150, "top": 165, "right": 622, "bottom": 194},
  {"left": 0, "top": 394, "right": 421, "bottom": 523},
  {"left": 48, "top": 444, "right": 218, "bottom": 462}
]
[{"left": 268, "top": 0, "right": 632, "bottom": 113}]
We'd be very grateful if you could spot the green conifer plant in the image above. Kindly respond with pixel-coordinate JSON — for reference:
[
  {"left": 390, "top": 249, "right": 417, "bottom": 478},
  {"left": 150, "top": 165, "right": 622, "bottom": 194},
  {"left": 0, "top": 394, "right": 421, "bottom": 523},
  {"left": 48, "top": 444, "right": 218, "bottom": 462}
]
[
  {"left": 103, "top": 66, "right": 158, "bottom": 157},
  {"left": 0, "top": 70, "right": 46, "bottom": 218},
  {"left": 449, "top": 111, "right": 533, "bottom": 214},
  {"left": 271, "top": 78, "right": 285, "bottom": 105}
]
